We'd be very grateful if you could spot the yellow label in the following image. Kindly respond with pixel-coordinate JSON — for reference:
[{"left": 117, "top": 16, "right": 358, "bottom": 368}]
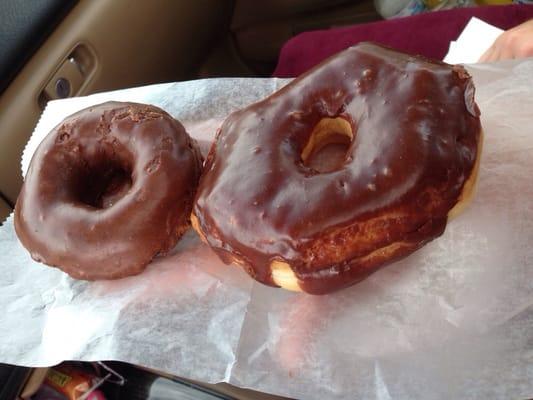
[
  {"left": 47, "top": 369, "right": 71, "bottom": 387},
  {"left": 423, "top": 0, "right": 444, "bottom": 7}
]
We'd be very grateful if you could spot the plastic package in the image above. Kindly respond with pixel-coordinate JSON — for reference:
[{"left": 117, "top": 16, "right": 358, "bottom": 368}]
[{"left": 32, "top": 366, "right": 107, "bottom": 400}]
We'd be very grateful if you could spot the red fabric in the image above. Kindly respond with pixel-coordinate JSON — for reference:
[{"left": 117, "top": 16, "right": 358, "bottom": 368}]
[{"left": 273, "top": 4, "right": 533, "bottom": 77}]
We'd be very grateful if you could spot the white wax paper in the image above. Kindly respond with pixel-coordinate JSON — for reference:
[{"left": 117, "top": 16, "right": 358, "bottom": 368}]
[
  {"left": 443, "top": 17, "right": 503, "bottom": 64},
  {"left": 1, "top": 63, "right": 533, "bottom": 399}
]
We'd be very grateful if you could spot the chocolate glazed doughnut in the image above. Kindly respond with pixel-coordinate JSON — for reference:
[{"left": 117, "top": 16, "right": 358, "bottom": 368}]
[
  {"left": 193, "top": 42, "right": 482, "bottom": 295},
  {"left": 15, "top": 102, "right": 203, "bottom": 280}
]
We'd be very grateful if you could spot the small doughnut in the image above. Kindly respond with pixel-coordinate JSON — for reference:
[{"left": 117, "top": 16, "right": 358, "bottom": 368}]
[
  {"left": 192, "top": 43, "right": 482, "bottom": 295},
  {"left": 15, "top": 102, "right": 203, "bottom": 280}
]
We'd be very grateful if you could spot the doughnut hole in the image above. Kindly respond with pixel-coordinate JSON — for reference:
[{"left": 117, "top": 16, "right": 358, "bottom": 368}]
[
  {"left": 301, "top": 117, "right": 354, "bottom": 173},
  {"left": 74, "top": 155, "right": 133, "bottom": 209}
]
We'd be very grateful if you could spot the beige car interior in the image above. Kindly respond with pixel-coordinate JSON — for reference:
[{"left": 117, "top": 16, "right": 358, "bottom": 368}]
[{"left": 0, "top": 0, "right": 378, "bottom": 223}]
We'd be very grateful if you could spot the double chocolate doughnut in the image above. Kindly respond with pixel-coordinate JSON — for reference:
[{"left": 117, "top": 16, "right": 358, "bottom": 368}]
[
  {"left": 15, "top": 102, "right": 203, "bottom": 280},
  {"left": 192, "top": 43, "right": 482, "bottom": 294}
]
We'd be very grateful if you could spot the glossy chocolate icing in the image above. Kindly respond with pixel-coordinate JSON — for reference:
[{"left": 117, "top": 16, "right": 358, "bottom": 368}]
[
  {"left": 194, "top": 43, "right": 481, "bottom": 294},
  {"left": 15, "top": 102, "right": 203, "bottom": 280}
]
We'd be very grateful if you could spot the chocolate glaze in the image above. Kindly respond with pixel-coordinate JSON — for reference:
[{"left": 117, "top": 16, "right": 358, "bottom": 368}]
[
  {"left": 195, "top": 42, "right": 481, "bottom": 294},
  {"left": 15, "top": 102, "right": 203, "bottom": 280}
]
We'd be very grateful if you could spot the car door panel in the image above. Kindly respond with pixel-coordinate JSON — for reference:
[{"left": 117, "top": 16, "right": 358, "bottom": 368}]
[{"left": 0, "top": 0, "right": 232, "bottom": 211}]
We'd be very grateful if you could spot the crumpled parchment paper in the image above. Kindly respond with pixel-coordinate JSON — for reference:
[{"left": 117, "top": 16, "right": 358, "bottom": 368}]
[{"left": 1, "top": 62, "right": 533, "bottom": 399}]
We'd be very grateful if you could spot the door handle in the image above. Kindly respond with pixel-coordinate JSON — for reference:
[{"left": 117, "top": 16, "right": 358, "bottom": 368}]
[{"left": 39, "top": 43, "right": 96, "bottom": 108}]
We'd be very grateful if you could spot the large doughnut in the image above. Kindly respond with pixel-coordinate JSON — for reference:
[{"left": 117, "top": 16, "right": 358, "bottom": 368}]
[
  {"left": 15, "top": 102, "right": 203, "bottom": 280},
  {"left": 192, "top": 43, "right": 482, "bottom": 295}
]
